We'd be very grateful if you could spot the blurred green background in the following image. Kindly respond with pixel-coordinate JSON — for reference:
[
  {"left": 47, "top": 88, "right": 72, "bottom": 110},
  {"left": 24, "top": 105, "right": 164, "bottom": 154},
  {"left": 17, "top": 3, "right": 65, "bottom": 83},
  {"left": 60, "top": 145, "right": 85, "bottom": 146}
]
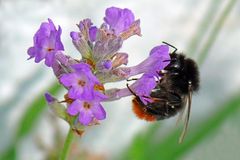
[{"left": 1, "top": 0, "right": 240, "bottom": 159}]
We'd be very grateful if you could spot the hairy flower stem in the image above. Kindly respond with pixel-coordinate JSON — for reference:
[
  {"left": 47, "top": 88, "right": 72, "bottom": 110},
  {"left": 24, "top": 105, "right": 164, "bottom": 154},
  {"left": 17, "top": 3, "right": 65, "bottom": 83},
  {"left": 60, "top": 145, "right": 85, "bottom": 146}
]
[{"left": 59, "top": 128, "right": 75, "bottom": 160}]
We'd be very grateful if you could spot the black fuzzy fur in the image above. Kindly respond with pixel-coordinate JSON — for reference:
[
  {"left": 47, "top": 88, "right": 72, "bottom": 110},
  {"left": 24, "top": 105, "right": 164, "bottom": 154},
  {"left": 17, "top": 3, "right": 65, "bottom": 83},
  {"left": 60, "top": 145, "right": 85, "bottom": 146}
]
[{"left": 135, "top": 53, "right": 200, "bottom": 120}]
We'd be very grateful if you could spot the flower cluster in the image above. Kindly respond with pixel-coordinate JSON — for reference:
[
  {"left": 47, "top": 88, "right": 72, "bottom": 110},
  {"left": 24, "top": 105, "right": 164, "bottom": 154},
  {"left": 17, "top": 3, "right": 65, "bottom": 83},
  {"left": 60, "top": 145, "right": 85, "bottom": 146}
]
[{"left": 28, "top": 7, "right": 170, "bottom": 130}]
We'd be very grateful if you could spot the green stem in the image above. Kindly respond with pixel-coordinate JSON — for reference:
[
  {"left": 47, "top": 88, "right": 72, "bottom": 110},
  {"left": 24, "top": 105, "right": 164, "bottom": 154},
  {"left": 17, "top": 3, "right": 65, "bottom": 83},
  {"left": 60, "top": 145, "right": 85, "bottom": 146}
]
[
  {"left": 59, "top": 128, "right": 74, "bottom": 160},
  {"left": 197, "top": 0, "right": 237, "bottom": 65}
]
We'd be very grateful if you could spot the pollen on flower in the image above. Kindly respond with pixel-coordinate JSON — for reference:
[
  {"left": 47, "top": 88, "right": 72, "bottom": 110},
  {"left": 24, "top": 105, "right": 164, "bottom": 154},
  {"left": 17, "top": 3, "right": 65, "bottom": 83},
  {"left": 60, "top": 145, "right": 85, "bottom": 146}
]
[
  {"left": 84, "top": 59, "right": 96, "bottom": 69},
  {"left": 83, "top": 102, "right": 91, "bottom": 109},
  {"left": 47, "top": 48, "right": 54, "bottom": 52},
  {"left": 63, "top": 94, "right": 74, "bottom": 104},
  {"left": 94, "top": 84, "right": 105, "bottom": 91},
  {"left": 78, "top": 80, "right": 86, "bottom": 86}
]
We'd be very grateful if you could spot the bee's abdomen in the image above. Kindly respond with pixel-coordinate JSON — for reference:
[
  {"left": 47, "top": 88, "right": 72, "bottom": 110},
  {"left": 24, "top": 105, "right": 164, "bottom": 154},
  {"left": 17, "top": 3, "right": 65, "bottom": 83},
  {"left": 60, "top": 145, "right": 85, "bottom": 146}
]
[{"left": 132, "top": 98, "right": 157, "bottom": 121}]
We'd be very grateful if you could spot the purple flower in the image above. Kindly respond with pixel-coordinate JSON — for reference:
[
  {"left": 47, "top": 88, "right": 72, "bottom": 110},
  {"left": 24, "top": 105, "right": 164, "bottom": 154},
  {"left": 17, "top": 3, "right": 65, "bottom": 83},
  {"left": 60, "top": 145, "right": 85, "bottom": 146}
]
[
  {"left": 27, "top": 18, "right": 64, "bottom": 67},
  {"left": 99, "top": 44, "right": 170, "bottom": 83},
  {"left": 70, "top": 19, "right": 98, "bottom": 59},
  {"left": 70, "top": 31, "right": 92, "bottom": 59},
  {"left": 76, "top": 18, "right": 98, "bottom": 43},
  {"left": 89, "top": 26, "right": 98, "bottom": 42},
  {"left": 67, "top": 99, "right": 106, "bottom": 125},
  {"left": 60, "top": 62, "right": 100, "bottom": 100},
  {"left": 45, "top": 92, "right": 56, "bottom": 104},
  {"left": 51, "top": 52, "right": 79, "bottom": 78},
  {"left": 96, "top": 60, "right": 113, "bottom": 72},
  {"left": 111, "top": 52, "right": 128, "bottom": 68},
  {"left": 130, "top": 74, "right": 157, "bottom": 104},
  {"left": 134, "top": 45, "right": 170, "bottom": 76},
  {"left": 149, "top": 45, "right": 170, "bottom": 70},
  {"left": 111, "top": 45, "right": 170, "bottom": 80},
  {"left": 93, "top": 35, "right": 123, "bottom": 61},
  {"left": 70, "top": 32, "right": 80, "bottom": 41},
  {"left": 104, "top": 7, "right": 135, "bottom": 35},
  {"left": 104, "top": 74, "right": 156, "bottom": 104}
]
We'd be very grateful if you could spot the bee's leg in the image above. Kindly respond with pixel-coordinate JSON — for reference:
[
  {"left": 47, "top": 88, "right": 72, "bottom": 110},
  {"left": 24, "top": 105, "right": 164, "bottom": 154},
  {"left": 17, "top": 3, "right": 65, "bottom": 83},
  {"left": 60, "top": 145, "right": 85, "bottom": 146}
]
[
  {"left": 126, "top": 78, "right": 138, "bottom": 81},
  {"left": 142, "top": 95, "right": 168, "bottom": 102},
  {"left": 126, "top": 83, "right": 138, "bottom": 97},
  {"left": 155, "top": 71, "right": 163, "bottom": 82},
  {"left": 163, "top": 59, "right": 171, "bottom": 62}
]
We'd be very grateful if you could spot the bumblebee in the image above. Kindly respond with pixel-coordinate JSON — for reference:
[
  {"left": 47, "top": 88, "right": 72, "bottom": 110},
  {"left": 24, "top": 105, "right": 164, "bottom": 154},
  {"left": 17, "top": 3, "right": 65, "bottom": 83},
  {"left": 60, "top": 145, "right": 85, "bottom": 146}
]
[{"left": 127, "top": 42, "right": 200, "bottom": 143}]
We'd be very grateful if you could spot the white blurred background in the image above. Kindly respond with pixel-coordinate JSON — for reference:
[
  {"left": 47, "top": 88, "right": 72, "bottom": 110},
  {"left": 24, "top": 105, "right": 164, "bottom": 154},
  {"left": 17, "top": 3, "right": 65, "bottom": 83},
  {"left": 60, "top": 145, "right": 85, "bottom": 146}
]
[{"left": 1, "top": 0, "right": 240, "bottom": 159}]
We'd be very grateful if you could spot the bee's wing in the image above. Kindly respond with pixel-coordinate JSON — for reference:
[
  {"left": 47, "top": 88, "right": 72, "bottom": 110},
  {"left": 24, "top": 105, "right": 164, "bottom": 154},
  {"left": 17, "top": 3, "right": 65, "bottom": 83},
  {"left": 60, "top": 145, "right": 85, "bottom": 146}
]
[
  {"left": 178, "top": 85, "right": 192, "bottom": 143},
  {"left": 175, "top": 96, "right": 187, "bottom": 126}
]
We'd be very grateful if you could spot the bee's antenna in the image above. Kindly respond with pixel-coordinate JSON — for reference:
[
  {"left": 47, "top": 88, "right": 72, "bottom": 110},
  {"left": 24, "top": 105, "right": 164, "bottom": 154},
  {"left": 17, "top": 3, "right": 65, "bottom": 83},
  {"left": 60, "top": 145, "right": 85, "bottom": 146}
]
[{"left": 162, "top": 41, "right": 178, "bottom": 54}]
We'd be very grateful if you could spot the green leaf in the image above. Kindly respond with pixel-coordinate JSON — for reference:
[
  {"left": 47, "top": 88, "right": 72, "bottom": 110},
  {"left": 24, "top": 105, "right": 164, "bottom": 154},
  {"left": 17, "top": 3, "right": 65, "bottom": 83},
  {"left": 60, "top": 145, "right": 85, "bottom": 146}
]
[
  {"left": 15, "top": 82, "right": 61, "bottom": 140},
  {"left": 0, "top": 82, "right": 61, "bottom": 159},
  {"left": 47, "top": 95, "right": 68, "bottom": 120},
  {"left": 122, "top": 123, "right": 161, "bottom": 160},
  {"left": 0, "top": 147, "right": 17, "bottom": 160}
]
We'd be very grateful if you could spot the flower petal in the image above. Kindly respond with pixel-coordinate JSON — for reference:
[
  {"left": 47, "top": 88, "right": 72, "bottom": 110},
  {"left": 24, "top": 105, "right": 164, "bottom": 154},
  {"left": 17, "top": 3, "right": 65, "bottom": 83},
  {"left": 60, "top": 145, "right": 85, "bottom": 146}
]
[
  {"left": 27, "top": 19, "right": 64, "bottom": 66},
  {"left": 150, "top": 45, "right": 169, "bottom": 56},
  {"left": 60, "top": 73, "right": 78, "bottom": 87},
  {"left": 104, "top": 7, "right": 135, "bottom": 35},
  {"left": 44, "top": 92, "right": 56, "bottom": 104},
  {"left": 93, "top": 91, "right": 108, "bottom": 101},
  {"left": 131, "top": 74, "right": 156, "bottom": 96},
  {"left": 44, "top": 51, "right": 56, "bottom": 67},
  {"left": 71, "top": 62, "right": 92, "bottom": 73},
  {"left": 93, "top": 36, "right": 123, "bottom": 60},
  {"left": 79, "top": 109, "right": 93, "bottom": 126},
  {"left": 68, "top": 86, "right": 83, "bottom": 99},
  {"left": 55, "top": 25, "right": 64, "bottom": 50},
  {"left": 80, "top": 86, "right": 94, "bottom": 100},
  {"left": 27, "top": 47, "right": 36, "bottom": 59},
  {"left": 120, "top": 44, "right": 170, "bottom": 77},
  {"left": 91, "top": 102, "right": 106, "bottom": 120},
  {"left": 89, "top": 26, "right": 97, "bottom": 42},
  {"left": 34, "top": 50, "right": 46, "bottom": 63},
  {"left": 67, "top": 100, "right": 83, "bottom": 116},
  {"left": 70, "top": 31, "right": 80, "bottom": 41},
  {"left": 111, "top": 52, "right": 128, "bottom": 68},
  {"left": 130, "top": 74, "right": 156, "bottom": 105}
]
